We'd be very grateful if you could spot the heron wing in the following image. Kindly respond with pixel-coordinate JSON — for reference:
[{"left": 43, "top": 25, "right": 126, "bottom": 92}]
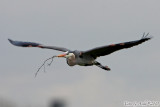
[
  {"left": 8, "top": 39, "right": 71, "bottom": 52},
  {"left": 83, "top": 34, "right": 152, "bottom": 59}
]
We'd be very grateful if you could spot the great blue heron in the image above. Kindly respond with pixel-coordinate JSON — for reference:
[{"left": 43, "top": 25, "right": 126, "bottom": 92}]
[{"left": 8, "top": 33, "right": 152, "bottom": 71}]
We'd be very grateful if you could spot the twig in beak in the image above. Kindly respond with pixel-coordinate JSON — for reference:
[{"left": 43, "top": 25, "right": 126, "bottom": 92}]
[{"left": 35, "top": 55, "right": 57, "bottom": 77}]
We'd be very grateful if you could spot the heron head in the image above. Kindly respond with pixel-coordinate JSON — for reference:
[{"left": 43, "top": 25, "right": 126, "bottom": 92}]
[{"left": 57, "top": 51, "right": 74, "bottom": 58}]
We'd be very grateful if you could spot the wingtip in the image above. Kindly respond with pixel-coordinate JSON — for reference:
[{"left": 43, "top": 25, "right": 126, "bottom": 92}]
[
  {"left": 146, "top": 35, "right": 153, "bottom": 40},
  {"left": 149, "top": 36, "right": 153, "bottom": 39},
  {"left": 8, "top": 38, "right": 13, "bottom": 43},
  {"left": 141, "top": 32, "right": 153, "bottom": 40},
  {"left": 8, "top": 39, "right": 17, "bottom": 46}
]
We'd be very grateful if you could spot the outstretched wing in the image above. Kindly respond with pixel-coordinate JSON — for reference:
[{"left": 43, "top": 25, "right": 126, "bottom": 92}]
[
  {"left": 8, "top": 39, "right": 71, "bottom": 52},
  {"left": 83, "top": 33, "right": 152, "bottom": 59}
]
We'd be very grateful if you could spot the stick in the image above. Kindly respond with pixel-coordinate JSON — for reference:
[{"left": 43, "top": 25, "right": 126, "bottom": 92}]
[{"left": 35, "top": 56, "right": 57, "bottom": 77}]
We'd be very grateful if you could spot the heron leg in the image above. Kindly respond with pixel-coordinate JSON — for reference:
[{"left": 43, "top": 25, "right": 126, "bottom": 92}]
[{"left": 94, "top": 61, "right": 111, "bottom": 71}]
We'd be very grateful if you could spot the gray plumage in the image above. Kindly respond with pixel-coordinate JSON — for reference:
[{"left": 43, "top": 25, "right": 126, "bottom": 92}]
[{"left": 8, "top": 33, "right": 152, "bottom": 71}]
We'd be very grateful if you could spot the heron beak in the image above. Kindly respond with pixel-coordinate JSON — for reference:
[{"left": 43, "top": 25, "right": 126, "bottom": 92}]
[{"left": 57, "top": 53, "right": 66, "bottom": 57}]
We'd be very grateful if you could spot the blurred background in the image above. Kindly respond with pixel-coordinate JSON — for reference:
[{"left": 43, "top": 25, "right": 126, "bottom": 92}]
[{"left": 0, "top": 0, "right": 160, "bottom": 107}]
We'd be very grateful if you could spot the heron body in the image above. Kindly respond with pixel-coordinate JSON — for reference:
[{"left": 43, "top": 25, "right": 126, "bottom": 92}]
[
  {"left": 8, "top": 33, "right": 152, "bottom": 71},
  {"left": 70, "top": 51, "right": 95, "bottom": 66},
  {"left": 62, "top": 50, "right": 94, "bottom": 66}
]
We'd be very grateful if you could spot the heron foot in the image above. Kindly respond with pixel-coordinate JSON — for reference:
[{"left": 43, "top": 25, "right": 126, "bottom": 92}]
[
  {"left": 103, "top": 66, "right": 111, "bottom": 71},
  {"left": 94, "top": 61, "right": 111, "bottom": 71}
]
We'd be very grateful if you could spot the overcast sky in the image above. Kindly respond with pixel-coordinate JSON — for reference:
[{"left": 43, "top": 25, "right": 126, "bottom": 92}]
[{"left": 0, "top": 0, "right": 160, "bottom": 107}]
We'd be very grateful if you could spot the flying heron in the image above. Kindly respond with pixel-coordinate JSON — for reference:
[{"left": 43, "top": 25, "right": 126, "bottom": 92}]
[{"left": 8, "top": 33, "right": 152, "bottom": 71}]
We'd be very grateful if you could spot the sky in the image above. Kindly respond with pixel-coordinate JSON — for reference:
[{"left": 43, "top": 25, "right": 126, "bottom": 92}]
[{"left": 0, "top": 0, "right": 160, "bottom": 107}]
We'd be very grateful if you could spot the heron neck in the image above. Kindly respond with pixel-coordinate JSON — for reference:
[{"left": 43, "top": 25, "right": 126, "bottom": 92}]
[{"left": 68, "top": 54, "right": 75, "bottom": 60}]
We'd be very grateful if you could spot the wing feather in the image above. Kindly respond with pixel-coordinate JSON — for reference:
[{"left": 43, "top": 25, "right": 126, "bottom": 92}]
[
  {"left": 8, "top": 39, "right": 70, "bottom": 52},
  {"left": 83, "top": 34, "right": 152, "bottom": 59}
]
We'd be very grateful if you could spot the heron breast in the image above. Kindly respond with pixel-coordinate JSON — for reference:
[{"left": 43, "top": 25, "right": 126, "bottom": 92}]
[
  {"left": 66, "top": 55, "right": 76, "bottom": 66},
  {"left": 66, "top": 59, "right": 76, "bottom": 66}
]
